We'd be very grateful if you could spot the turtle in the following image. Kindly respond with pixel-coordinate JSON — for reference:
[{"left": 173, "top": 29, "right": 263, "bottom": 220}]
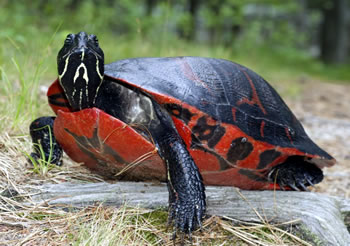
[{"left": 29, "top": 31, "right": 336, "bottom": 235}]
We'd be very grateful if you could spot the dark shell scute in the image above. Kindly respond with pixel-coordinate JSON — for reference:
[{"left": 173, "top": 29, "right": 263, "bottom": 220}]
[{"left": 227, "top": 137, "right": 254, "bottom": 163}]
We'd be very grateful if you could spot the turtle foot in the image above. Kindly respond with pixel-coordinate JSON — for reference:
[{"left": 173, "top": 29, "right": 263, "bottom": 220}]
[
  {"left": 268, "top": 156, "right": 323, "bottom": 191},
  {"left": 29, "top": 117, "right": 63, "bottom": 166},
  {"left": 167, "top": 187, "right": 206, "bottom": 244},
  {"left": 29, "top": 152, "right": 63, "bottom": 167}
]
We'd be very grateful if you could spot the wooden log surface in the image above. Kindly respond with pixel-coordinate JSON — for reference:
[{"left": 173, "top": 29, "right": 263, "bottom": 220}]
[{"left": 29, "top": 181, "right": 350, "bottom": 245}]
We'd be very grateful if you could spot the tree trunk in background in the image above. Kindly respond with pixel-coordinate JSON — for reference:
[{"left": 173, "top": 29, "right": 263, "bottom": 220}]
[
  {"left": 320, "top": 0, "right": 349, "bottom": 64},
  {"left": 187, "top": 0, "right": 200, "bottom": 40},
  {"left": 177, "top": 0, "right": 200, "bottom": 40},
  {"left": 69, "top": 0, "right": 82, "bottom": 10},
  {"left": 145, "top": 0, "right": 157, "bottom": 16},
  {"left": 208, "top": 1, "right": 221, "bottom": 44}
]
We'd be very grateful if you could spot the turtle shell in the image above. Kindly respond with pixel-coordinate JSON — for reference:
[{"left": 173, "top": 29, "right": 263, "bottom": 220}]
[{"left": 48, "top": 57, "right": 335, "bottom": 190}]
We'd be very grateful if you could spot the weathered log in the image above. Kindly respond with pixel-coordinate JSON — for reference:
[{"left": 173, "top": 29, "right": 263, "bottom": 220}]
[{"left": 29, "top": 182, "right": 350, "bottom": 245}]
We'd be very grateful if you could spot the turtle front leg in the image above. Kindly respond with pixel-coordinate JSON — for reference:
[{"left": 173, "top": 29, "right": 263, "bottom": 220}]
[
  {"left": 159, "top": 134, "right": 206, "bottom": 236},
  {"left": 151, "top": 102, "right": 206, "bottom": 238},
  {"left": 29, "top": 117, "right": 63, "bottom": 166}
]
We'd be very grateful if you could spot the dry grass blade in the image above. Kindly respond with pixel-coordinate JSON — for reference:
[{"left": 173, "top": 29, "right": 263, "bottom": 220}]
[
  {"left": 68, "top": 205, "right": 164, "bottom": 246},
  {"left": 112, "top": 123, "right": 159, "bottom": 177},
  {"left": 230, "top": 190, "right": 312, "bottom": 246},
  {"left": 115, "top": 148, "right": 158, "bottom": 177},
  {"left": 216, "top": 218, "right": 311, "bottom": 246}
]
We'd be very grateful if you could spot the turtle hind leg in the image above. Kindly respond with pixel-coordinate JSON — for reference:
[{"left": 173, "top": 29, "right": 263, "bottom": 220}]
[
  {"left": 29, "top": 117, "right": 63, "bottom": 166},
  {"left": 268, "top": 156, "right": 323, "bottom": 191}
]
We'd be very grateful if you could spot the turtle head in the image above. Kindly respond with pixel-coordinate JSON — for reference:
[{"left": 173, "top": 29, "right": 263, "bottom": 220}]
[{"left": 57, "top": 32, "right": 104, "bottom": 111}]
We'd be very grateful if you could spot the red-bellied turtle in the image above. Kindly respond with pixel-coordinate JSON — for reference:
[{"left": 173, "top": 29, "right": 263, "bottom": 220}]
[{"left": 30, "top": 32, "right": 335, "bottom": 235}]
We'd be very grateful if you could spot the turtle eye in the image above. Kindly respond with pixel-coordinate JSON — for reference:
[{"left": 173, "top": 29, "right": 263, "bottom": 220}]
[
  {"left": 90, "top": 35, "right": 99, "bottom": 46},
  {"left": 65, "top": 34, "right": 74, "bottom": 45}
]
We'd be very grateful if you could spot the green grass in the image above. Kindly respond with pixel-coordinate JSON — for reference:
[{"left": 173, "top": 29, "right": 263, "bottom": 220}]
[{"left": 0, "top": 35, "right": 54, "bottom": 133}]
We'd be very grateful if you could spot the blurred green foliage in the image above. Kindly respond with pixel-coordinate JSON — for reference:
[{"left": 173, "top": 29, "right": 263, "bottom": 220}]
[{"left": 0, "top": 0, "right": 349, "bottom": 82}]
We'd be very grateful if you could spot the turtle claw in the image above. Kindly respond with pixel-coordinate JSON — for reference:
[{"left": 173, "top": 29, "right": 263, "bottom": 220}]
[
  {"left": 277, "top": 180, "right": 286, "bottom": 191},
  {"left": 171, "top": 231, "right": 177, "bottom": 242},
  {"left": 288, "top": 183, "right": 300, "bottom": 191},
  {"left": 196, "top": 211, "right": 204, "bottom": 232},
  {"left": 298, "top": 182, "right": 309, "bottom": 191},
  {"left": 188, "top": 231, "right": 192, "bottom": 243},
  {"left": 171, "top": 231, "right": 189, "bottom": 246},
  {"left": 305, "top": 176, "right": 315, "bottom": 187},
  {"left": 181, "top": 232, "right": 188, "bottom": 246}
]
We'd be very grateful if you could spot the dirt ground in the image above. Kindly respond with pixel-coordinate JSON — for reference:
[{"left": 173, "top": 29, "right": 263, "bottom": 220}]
[{"left": 284, "top": 80, "right": 350, "bottom": 198}]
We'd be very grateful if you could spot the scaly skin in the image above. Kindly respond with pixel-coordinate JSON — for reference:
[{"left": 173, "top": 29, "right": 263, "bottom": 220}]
[
  {"left": 160, "top": 136, "right": 206, "bottom": 235},
  {"left": 152, "top": 101, "right": 206, "bottom": 238},
  {"left": 29, "top": 117, "right": 63, "bottom": 166}
]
